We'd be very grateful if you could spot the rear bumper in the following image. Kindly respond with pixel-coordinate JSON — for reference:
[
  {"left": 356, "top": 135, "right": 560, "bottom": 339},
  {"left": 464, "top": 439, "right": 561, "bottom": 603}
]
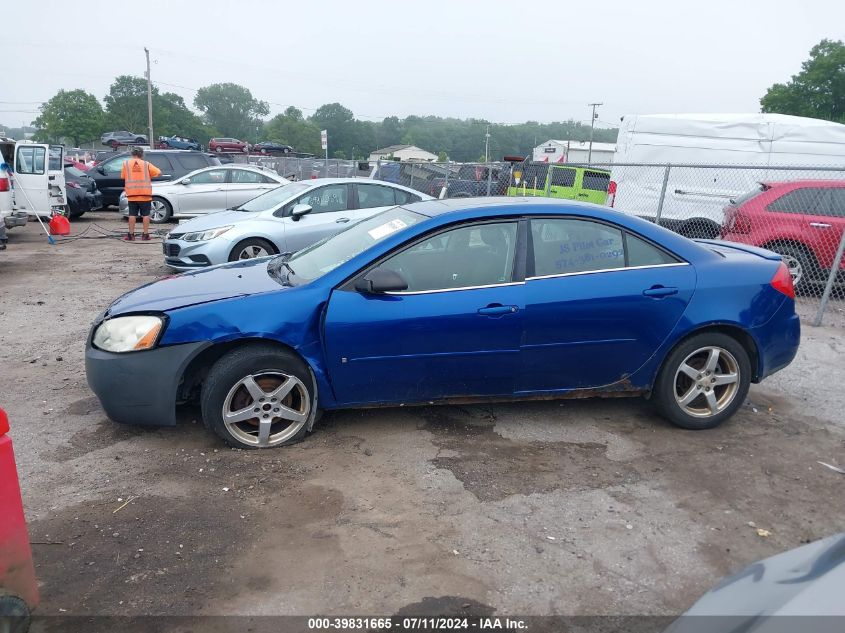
[
  {"left": 752, "top": 300, "right": 801, "bottom": 381},
  {"left": 85, "top": 340, "right": 210, "bottom": 426}
]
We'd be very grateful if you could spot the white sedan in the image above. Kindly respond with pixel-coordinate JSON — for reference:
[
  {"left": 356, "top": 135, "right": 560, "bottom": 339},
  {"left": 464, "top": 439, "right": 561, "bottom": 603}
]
[{"left": 119, "top": 165, "right": 288, "bottom": 223}]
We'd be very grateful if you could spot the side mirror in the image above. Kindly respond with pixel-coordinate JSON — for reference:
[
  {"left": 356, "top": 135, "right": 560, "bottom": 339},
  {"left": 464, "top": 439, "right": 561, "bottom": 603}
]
[
  {"left": 181, "top": 178, "right": 191, "bottom": 185},
  {"left": 97, "top": 166, "right": 105, "bottom": 175},
  {"left": 290, "top": 203, "right": 313, "bottom": 221},
  {"left": 354, "top": 268, "right": 408, "bottom": 293}
]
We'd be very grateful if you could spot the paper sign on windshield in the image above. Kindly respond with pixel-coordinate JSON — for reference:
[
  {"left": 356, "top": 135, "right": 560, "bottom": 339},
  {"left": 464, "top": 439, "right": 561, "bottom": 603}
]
[{"left": 368, "top": 219, "right": 408, "bottom": 240}]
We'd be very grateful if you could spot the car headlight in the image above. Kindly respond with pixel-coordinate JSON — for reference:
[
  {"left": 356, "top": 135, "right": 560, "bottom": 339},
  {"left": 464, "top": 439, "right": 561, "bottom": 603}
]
[
  {"left": 182, "top": 225, "right": 233, "bottom": 242},
  {"left": 93, "top": 315, "right": 163, "bottom": 353}
]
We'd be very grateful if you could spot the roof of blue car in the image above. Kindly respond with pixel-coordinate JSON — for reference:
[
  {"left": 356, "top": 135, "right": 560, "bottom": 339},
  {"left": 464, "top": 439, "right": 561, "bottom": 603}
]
[{"left": 406, "top": 196, "right": 599, "bottom": 217}]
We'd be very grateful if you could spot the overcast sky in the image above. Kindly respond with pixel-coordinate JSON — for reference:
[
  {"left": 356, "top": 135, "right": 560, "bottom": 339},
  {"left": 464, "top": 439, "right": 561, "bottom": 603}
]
[{"left": 1, "top": 0, "right": 843, "bottom": 130}]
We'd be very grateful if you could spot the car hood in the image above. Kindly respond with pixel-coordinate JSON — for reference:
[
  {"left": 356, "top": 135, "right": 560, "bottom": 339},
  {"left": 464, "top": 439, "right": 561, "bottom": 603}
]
[
  {"left": 169, "top": 209, "right": 263, "bottom": 234},
  {"left": 106, "top": 257, "right": 282, "bottom": 315}
]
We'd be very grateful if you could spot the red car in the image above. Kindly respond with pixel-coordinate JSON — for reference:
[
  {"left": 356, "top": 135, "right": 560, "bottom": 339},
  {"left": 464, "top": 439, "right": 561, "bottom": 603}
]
[
  {"left": 208, "top": 137, "right": 250, "bottom": 153},
  {"left": 721, "top": 180, "right": 845, "bottom": 291}
]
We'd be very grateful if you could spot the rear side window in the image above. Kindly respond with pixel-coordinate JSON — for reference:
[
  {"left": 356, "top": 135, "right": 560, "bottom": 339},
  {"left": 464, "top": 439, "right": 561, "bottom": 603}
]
[
  {"left": 582, "top": 170, "right": 610, "bottom": 192},
  {"left": 229, "top": 169, "right": 265, "bottom": 184},
  {"left": 103, "top": 155, "right": 130, "bottom": 175},
  {"left": 16, "top": 146, "right": 46, "bottom": 175},
  {"left": 394, "top": 189, "right": 421, "bottom": 204},
  {"left": 828, "top": 188, "right": 845, "bottom": 217},
  {"left": 767, "top": 188, "right": 825, "bottom": 214},
  {"left": 175, "top": 153, "right": 210, "bottom": 171},
  {"left": 146, "top": 154, "right": 173, "bottom": 174},
  {"left": 550, "top": 167, "right": 576, "bottom": 187},
  {"left": 357, "top": 183, "right": 397, "bottom": 209}
]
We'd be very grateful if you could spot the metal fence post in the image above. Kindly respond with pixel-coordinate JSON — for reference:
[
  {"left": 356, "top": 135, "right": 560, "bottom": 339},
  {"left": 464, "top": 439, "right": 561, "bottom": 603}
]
[
  {"left": 376, "top": 158, "right": 381, "bottom": 180},
  {"left": 654, "top": 164, "right": 671, "bottom": 225},
  {"left": 409, "top": 164, "right": 414, "bottom": 191},
  {"left": 443, "top": 160, "right": 450, "bottom": 198},
  {"left": 813, "top": 229, "right": 845, "bottom": 326},
  {"left": 486, "top": 162, "right": 493, "bottom": 196}
]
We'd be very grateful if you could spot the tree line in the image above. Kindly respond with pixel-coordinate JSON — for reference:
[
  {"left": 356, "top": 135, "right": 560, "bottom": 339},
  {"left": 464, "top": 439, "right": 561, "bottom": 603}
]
[{"left": 24, "top": 75, "right": 617, "bottom": 162}]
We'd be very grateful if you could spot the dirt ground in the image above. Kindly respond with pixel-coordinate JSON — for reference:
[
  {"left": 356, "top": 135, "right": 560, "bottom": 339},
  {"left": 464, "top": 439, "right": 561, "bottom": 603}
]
[{"left": 2, "top": 211, "right": 844, "bottom": 621}]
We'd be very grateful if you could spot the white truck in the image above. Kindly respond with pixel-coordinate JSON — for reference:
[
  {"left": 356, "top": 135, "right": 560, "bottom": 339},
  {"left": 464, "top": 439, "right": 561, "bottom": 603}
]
[
  {"left": 609, "top": 113, "right": 845, "bottom": 238},
  {"left": 0, "top": 139, "right": 66, "bottom": 234}
]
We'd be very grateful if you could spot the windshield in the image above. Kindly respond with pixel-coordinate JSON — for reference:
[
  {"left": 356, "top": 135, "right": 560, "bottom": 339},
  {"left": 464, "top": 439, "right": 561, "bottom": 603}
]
[
  {"left": 65, "top": 166, "right": 86, "bottom": 178},
  {"left": 235, "top": 181, "right": 310, "bottom": 212},
  {"left": 278, "top": 207, "right": 426, "bottom": 284}
]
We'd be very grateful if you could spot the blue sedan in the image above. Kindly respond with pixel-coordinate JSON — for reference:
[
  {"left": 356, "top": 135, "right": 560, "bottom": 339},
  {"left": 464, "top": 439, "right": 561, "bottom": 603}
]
[{"left": 85, "top": 198, "right": 800, "bottom": 449}]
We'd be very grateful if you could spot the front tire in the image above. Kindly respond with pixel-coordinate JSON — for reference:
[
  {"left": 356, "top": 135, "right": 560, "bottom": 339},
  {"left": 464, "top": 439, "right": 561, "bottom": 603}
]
[
  {"left": 228, "top": 237, "right": 275, "bottom": 262},
  {"left": 149, "top": 197, "right": 173, "bottom": 224},
  {"left": 653, "top": 332, "right": 751, "bottom": 430},
  {"left": 201, "top": 345, "right": 315, "bottom": 448}
]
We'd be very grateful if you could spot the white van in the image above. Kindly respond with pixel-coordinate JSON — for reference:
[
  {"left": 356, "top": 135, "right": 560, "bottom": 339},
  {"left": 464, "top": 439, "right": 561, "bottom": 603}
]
[
  {"left": 0, "top": 139, "right": 66, "bottom": 230},
  {"left": 609, "top": 113, "right": 845, "bottom": 238}
]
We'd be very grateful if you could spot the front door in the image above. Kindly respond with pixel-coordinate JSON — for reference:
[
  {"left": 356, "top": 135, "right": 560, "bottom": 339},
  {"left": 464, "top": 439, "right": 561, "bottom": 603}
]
[
  {"left": 324, "top": 220, "right": 524, "bottom": 405},
  {"left": 798, "top": 186, "right": 845, "bottom": 273},
  {"left": 519, "top": 217, "right": 696, "bottom": 392},
  {"left": 280, "top": 183, "right": 355, "bottom": 253},
  {"left": 175, "top": 168, "right": 229, "bottom": 214}
]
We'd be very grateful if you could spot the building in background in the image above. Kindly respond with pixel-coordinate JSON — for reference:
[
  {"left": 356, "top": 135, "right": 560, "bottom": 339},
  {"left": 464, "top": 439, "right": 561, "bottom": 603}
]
[
  {"left": 369, "top": 144, "right": 438, "bottom": 163},
  {"left": 533, "top": 139, "right": 616, "bottom": 164}
]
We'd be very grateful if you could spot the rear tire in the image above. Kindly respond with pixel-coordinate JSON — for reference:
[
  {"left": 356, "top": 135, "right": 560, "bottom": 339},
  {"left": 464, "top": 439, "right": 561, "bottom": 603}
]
[
  {"left": 200, "top": 344, "right": 315, "bottom": 449},
  {"left": 653, "top": 332, "right": 751, "bottom": 430},
  {"left": 228, "top": 237, "right": 276, "bottom": 262},
  {"left": 0, "top": 594, "right": 31, "bottom": 633}
]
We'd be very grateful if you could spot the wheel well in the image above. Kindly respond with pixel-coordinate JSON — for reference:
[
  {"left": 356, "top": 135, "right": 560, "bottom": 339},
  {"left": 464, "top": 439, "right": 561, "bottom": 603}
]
[
  {"left": 761, "top": 239, "right": 815, "bottom": 259},
  {"left": 177, "top": 338, "right": 305, "bottom": 403},
  {"left": 230, "top": 236, "right": 279, "bottom": 256},
  {"left": 668, "top": 324, "right": 760, "bottom": 382}
]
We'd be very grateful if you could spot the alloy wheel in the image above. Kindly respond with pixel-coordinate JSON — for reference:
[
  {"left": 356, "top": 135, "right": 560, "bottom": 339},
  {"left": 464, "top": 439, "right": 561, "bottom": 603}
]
[
  {"left": 673, "top": 346, "right": 740, "bottom": 418},
  {"left": 238, "top": 244, "right": 269, "bottom": 259},
  {"left": 150, "top": 200, "right": 168, "bottom": 222},
  {"left": 222, "top": 371, "right": 310, "bottom": 447}
]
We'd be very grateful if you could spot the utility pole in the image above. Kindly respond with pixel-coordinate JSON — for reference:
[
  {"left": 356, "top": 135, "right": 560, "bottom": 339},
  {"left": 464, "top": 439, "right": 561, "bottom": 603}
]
[
  {"left": 144, "top": 48, "right": 154, "bottom": 148},
  {"left": 484, "top": 124, "right": 490, "bottom": 163},
  {"left": 587, "top": 102, "right": 602, "bottom": 165}
]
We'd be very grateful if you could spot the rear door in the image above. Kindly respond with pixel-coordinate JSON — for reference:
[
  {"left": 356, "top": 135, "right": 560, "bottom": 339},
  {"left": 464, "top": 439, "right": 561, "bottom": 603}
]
[
  {"left": 519, "top": 217, "right": 696, "bottom": 392},
  {"left": 800, "top": 186, "right": 845, "bottom": 271},
  {"left": 226, "top": 168, "right": 276, "bottom": 209},
  {"left": 277, "top": 183, "right": 354, "bottom": 252},
  {"left": 13, "top": 144, "right": 64, "bottom": 218},
  {"left": 547, "top": 166, "right": 578, "bottom": 200},
  {"left": 577, "top": 170, "right": 610, "bottom": 204},
  {"left": 354, "top": 182, "right": 402, "bottom": 219}
]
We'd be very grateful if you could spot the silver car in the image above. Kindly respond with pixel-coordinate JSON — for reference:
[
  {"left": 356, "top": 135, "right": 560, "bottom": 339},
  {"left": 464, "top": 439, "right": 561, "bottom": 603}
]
[
  {"left": 161, "top": 178, "right": 431, "bottom": 270},
  {"left": 119, "top": 164, "right": 288, "bottom": 223}
]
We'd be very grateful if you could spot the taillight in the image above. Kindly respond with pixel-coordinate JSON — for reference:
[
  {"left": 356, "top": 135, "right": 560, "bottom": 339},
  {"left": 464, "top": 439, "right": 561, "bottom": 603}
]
[
  {"left": 771, "top": 262, "right": 795, "bottom": 299},
  {"left": 0, "top": 177, "right": 9, "bottom": 192},
  {"left": 607, "top": 180, "right": 617, "bottom": 207}
]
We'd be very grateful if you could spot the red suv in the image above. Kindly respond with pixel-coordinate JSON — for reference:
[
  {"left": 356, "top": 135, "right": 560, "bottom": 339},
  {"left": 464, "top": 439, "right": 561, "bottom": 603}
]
[
  {"left": 721, "top": 180, "right": 845, "bottom": 291},
  {"left": 208, "top": 137, "right": 249, "bottom": 153}
]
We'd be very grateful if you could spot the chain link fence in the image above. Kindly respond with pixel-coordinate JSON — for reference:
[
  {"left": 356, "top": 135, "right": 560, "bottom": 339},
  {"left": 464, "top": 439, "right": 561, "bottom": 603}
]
[{"left": 240, "top": 155, "right": 845, "bottom": 326}]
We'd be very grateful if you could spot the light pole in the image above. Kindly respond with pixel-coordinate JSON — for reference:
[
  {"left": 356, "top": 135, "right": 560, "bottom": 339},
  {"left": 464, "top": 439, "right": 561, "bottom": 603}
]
[
  {"left": 484, "top": 124, "right": 490, "bottom": 163},
  {"left": 587, "top": 102, "right": 602, "bottom": 165},
  {"left": 144, "top": 48, "right": 154, "bottom": 147}
]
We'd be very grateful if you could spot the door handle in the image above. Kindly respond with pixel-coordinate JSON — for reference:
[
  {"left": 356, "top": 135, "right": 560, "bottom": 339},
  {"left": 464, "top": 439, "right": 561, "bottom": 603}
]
[
  {"left": 477, "top": 304, "right": 518, "bottom": 316},
  {"left": 336, "top": 217, "right": 350, "bottom": 223},
  {"left": 809, "top": 222, "right": 831, "bottom": 229},
  {"left": 643, "top": 286, "right": 678, "bottom": 298}
]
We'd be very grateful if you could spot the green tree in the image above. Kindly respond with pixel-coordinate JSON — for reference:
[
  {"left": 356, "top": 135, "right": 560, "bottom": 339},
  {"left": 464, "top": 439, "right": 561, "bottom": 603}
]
[
  {"left": 33, "top": 89, "right": 104, "bottom": 145},
  {"left": 761, "top": 39, "right": 845, "bottom": 123},
  {"left": 104, "top": 75, "right": 151, "bottom": 132},
  {"left": 264, "top": 107, "right": 321, "bottom": 154},
  {"left": 193, "top": 83, "right": 269, "bottom": 140}
]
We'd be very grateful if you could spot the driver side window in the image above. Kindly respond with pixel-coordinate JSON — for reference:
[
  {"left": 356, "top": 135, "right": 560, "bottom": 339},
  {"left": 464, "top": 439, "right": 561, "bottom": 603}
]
[
  {"left": 291, "top": 184, "right": 349, "bottom": 214},
  {"left": 380, "top": 222, "right": 518, "bottom": 292},
  {"left": 104, "top": 155, "right": 129, "bottom": 175}
]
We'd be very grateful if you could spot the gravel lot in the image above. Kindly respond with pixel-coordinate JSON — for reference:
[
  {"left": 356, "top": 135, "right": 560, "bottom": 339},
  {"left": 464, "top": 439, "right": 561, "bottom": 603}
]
[{"left": 2, "top": 211, "right": 845, "bottom": 620}]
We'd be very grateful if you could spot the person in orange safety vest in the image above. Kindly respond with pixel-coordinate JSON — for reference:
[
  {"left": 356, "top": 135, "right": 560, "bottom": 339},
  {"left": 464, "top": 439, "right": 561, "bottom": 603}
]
[{"left": 121, "top": 147, "right": 162, "bottom": 241}]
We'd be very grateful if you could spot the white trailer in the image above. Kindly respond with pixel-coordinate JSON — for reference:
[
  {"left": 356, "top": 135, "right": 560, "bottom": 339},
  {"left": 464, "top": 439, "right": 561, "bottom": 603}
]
[{"left": 609, "top": 113, "right": 845, "bottom": 237}]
